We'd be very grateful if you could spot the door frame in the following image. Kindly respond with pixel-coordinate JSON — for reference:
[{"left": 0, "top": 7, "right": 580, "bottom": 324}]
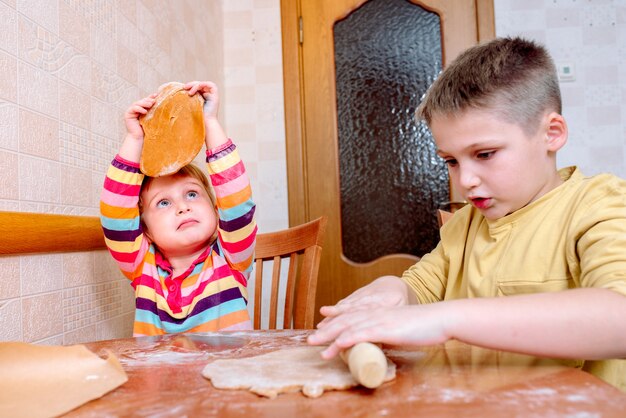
[{"left": 280, "top": 0, "right": 495, "bottom": 228}]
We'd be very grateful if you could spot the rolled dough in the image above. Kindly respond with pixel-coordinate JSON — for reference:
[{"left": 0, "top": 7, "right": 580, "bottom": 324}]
[{"left": 202, "top": 346, "right": 396, "bottom": 398}]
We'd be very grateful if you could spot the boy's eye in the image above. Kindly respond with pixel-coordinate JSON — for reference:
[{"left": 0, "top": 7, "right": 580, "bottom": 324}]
[
  {"left": 476, "top": 151, "right": 495, "bottom": 160},
  {"left": 186, "top": 191, "right": 199, "bottom": 199},
  {"left": 156, "top": 199, "right": 171, "bottom": 208}
]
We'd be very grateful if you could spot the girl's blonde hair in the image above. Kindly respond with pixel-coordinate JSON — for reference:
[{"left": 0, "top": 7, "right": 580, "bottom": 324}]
[{"left": 138, "top": 163, "right": 216, "bottom": 213}]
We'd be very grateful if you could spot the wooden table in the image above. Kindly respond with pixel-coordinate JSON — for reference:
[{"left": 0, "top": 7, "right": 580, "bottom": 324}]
[{"left": 69, "top": 330, "right": 626, "bottom": 417}]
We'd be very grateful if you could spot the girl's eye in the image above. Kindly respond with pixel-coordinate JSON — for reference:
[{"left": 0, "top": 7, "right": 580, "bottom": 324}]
[
  {"left": 444, "top": 158, "right": 458, "bottom": 167},
  {"left": 477, "top": 151, "right": 495, "bottom": 160},
  {"left": 156, "top": 199, "right": 171, "bottom": 208},
  {"left": 186, "top": 191, "right": 199, "bottom": 199}
]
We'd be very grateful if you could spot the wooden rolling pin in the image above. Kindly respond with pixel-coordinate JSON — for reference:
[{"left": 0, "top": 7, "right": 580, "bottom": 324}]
[{"left": 340, "top": 342, "right": 387, "bottom": 389}]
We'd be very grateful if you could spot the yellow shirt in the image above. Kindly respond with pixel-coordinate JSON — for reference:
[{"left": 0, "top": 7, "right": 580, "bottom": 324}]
[{"left": 401, "top": 167, "right": 626, "bottom": 390}]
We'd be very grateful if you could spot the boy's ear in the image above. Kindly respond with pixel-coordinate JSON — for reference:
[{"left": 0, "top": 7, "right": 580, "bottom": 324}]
[{"left": 544, "top": 112, "right": 568, "bottom": 152}]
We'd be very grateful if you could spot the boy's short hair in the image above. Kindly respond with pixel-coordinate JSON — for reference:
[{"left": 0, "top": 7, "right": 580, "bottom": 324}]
[
  {"left": 417, "top": 37, "right": 562, "bottom": 136},
  {"left": 139, "top": 163, "right": 216, "bottom": 213}
]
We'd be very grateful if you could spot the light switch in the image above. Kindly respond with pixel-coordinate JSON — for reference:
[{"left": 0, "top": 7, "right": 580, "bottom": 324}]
[{"left": 556, "top": 62, "right": 575, "bottom": 82}]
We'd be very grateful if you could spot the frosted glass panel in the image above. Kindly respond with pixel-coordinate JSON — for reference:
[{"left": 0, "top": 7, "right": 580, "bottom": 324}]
[{"left": 335, "top": 0, "right": 448, "bottom": 263}]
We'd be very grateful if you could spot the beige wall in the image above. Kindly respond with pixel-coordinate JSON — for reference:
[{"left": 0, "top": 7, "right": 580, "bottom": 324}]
[
  {"left": 220, "top": 0, "right": 289, "bottom": 327},
  {"left": 0, "top": 0, "right": 226, "bottom": 344},
  {"left": 222, "top": 0, "right": 288, "bottom": 234},
  {"left": 495, "top": 0, "right": 626, "bottom": 179}
]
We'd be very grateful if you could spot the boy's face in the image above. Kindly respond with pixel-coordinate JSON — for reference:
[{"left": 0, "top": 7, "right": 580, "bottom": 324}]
[
  {"left": 140, "top": 174, "right": 217, "bottom": 257},
  {"left": 431, "top": 108, "right": 566, "bottom": 220}
]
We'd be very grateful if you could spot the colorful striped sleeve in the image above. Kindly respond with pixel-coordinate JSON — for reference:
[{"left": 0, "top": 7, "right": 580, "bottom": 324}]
[
  {"left": 100, "top": 156, "right": 149, "bottom": 280},
  {"left": 207, "top": 140, "right": 257, "bottom": 276}
]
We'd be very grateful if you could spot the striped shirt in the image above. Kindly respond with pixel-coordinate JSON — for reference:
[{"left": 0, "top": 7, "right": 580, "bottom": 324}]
[{"left": 100, "top": 140, "right": 257, "bottom": 336}]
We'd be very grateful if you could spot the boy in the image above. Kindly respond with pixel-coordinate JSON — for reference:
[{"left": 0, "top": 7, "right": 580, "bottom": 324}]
[
  {"left": 308, "top": 37, "right": 626, "bottom": 390},
  {"left": 100, "top": 81, "right": 256, "bottom": 336}
]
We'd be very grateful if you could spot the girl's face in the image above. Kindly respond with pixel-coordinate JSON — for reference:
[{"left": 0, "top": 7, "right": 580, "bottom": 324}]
[{"left": 140, "top": 174, "right": 217, "bottom": 258}]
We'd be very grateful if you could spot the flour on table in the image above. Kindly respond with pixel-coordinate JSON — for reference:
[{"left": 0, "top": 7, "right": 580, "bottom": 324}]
[{"left": 202, "top": 346, "right": 396, "bottom": 398}]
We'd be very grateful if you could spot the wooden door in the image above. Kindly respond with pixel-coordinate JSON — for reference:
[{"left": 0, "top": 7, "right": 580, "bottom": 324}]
[{"left": 281, "top": 0, "right": 494, "bottom": 322}]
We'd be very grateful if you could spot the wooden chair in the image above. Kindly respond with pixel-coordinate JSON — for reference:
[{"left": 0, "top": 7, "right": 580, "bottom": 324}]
[
  {"left": 437, "top": 209, "right": 454, "bottom": 228},
  {"left": 437, "top": 201, "right": 468, "bottom": 228},
  {"left": 0, "top": 210, "right": 327, "bottom": 330},
  {"left": 253, "top": 216, "right": 327, "bottom": 330}
]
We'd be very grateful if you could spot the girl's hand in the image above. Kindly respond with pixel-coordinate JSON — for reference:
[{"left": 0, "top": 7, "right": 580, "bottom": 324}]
[
  {"left": 124, "top": 94, "right": 157, "bottom": 141},
  {"left": 184, "top": 81, "right": 219, "bottom": 120},
  {"left": 183, "top": 81, "right": 227, "bottom": 149}
]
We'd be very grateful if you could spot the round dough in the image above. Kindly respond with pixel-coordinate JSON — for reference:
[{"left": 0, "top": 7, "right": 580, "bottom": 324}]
[
  {"left": 202, "top": 346, "right": 396, "bottom": 398},
  {"left": 139, "top": 81, "right": 205, "bottom": 177}
]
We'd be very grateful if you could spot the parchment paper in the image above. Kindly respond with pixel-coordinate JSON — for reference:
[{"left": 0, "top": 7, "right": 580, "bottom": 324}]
[{"left": 0, "top": 342, "right": 128, "bottom": 418}]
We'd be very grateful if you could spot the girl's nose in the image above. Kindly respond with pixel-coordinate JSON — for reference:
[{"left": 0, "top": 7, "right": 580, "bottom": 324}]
[{"left": 177, "top": 203, "right": 191, "bottom": 214}]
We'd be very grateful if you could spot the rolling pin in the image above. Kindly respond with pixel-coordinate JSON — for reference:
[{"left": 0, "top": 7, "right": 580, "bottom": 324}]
[{"left": 340, "top": 342, "right": 387, "bottom": 389}]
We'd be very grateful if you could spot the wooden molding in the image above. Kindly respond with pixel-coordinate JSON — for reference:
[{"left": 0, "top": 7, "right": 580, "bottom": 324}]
[
  {"left": 281, "top": 0, "right": 308, "bottom": 227},
  {"left": 476, "top": 0, "right": 496, "bottom": 42},
  {"left": 0, "top": 212, "right": 106, "bottom": 256}
]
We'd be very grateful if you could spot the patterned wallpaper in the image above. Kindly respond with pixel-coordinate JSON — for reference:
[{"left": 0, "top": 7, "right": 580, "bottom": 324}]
[{"left": 0, "top": 0, "right": 226, "bottom": 344}]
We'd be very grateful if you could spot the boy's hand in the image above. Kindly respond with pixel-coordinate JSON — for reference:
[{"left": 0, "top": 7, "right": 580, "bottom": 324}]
[
  {"left": 307, "top": 304, "right": 451, "bottom": 359},
  {"left": 316, "top": 276, "right": 410, "bottom": 328},
  {"left": 124, "top": 94, "right": 157, "bottom": 141},
  {"left": 184, "top": 81, "right": 219, "bottom": 120}
]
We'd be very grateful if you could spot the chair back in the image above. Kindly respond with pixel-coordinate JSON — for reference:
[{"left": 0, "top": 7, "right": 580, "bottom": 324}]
[
  {"left": 253, "top": 216, "right": 327, "bottom": 329},
  {"left": 437, "top": 209, "right": 453, "bottom": 228}
]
